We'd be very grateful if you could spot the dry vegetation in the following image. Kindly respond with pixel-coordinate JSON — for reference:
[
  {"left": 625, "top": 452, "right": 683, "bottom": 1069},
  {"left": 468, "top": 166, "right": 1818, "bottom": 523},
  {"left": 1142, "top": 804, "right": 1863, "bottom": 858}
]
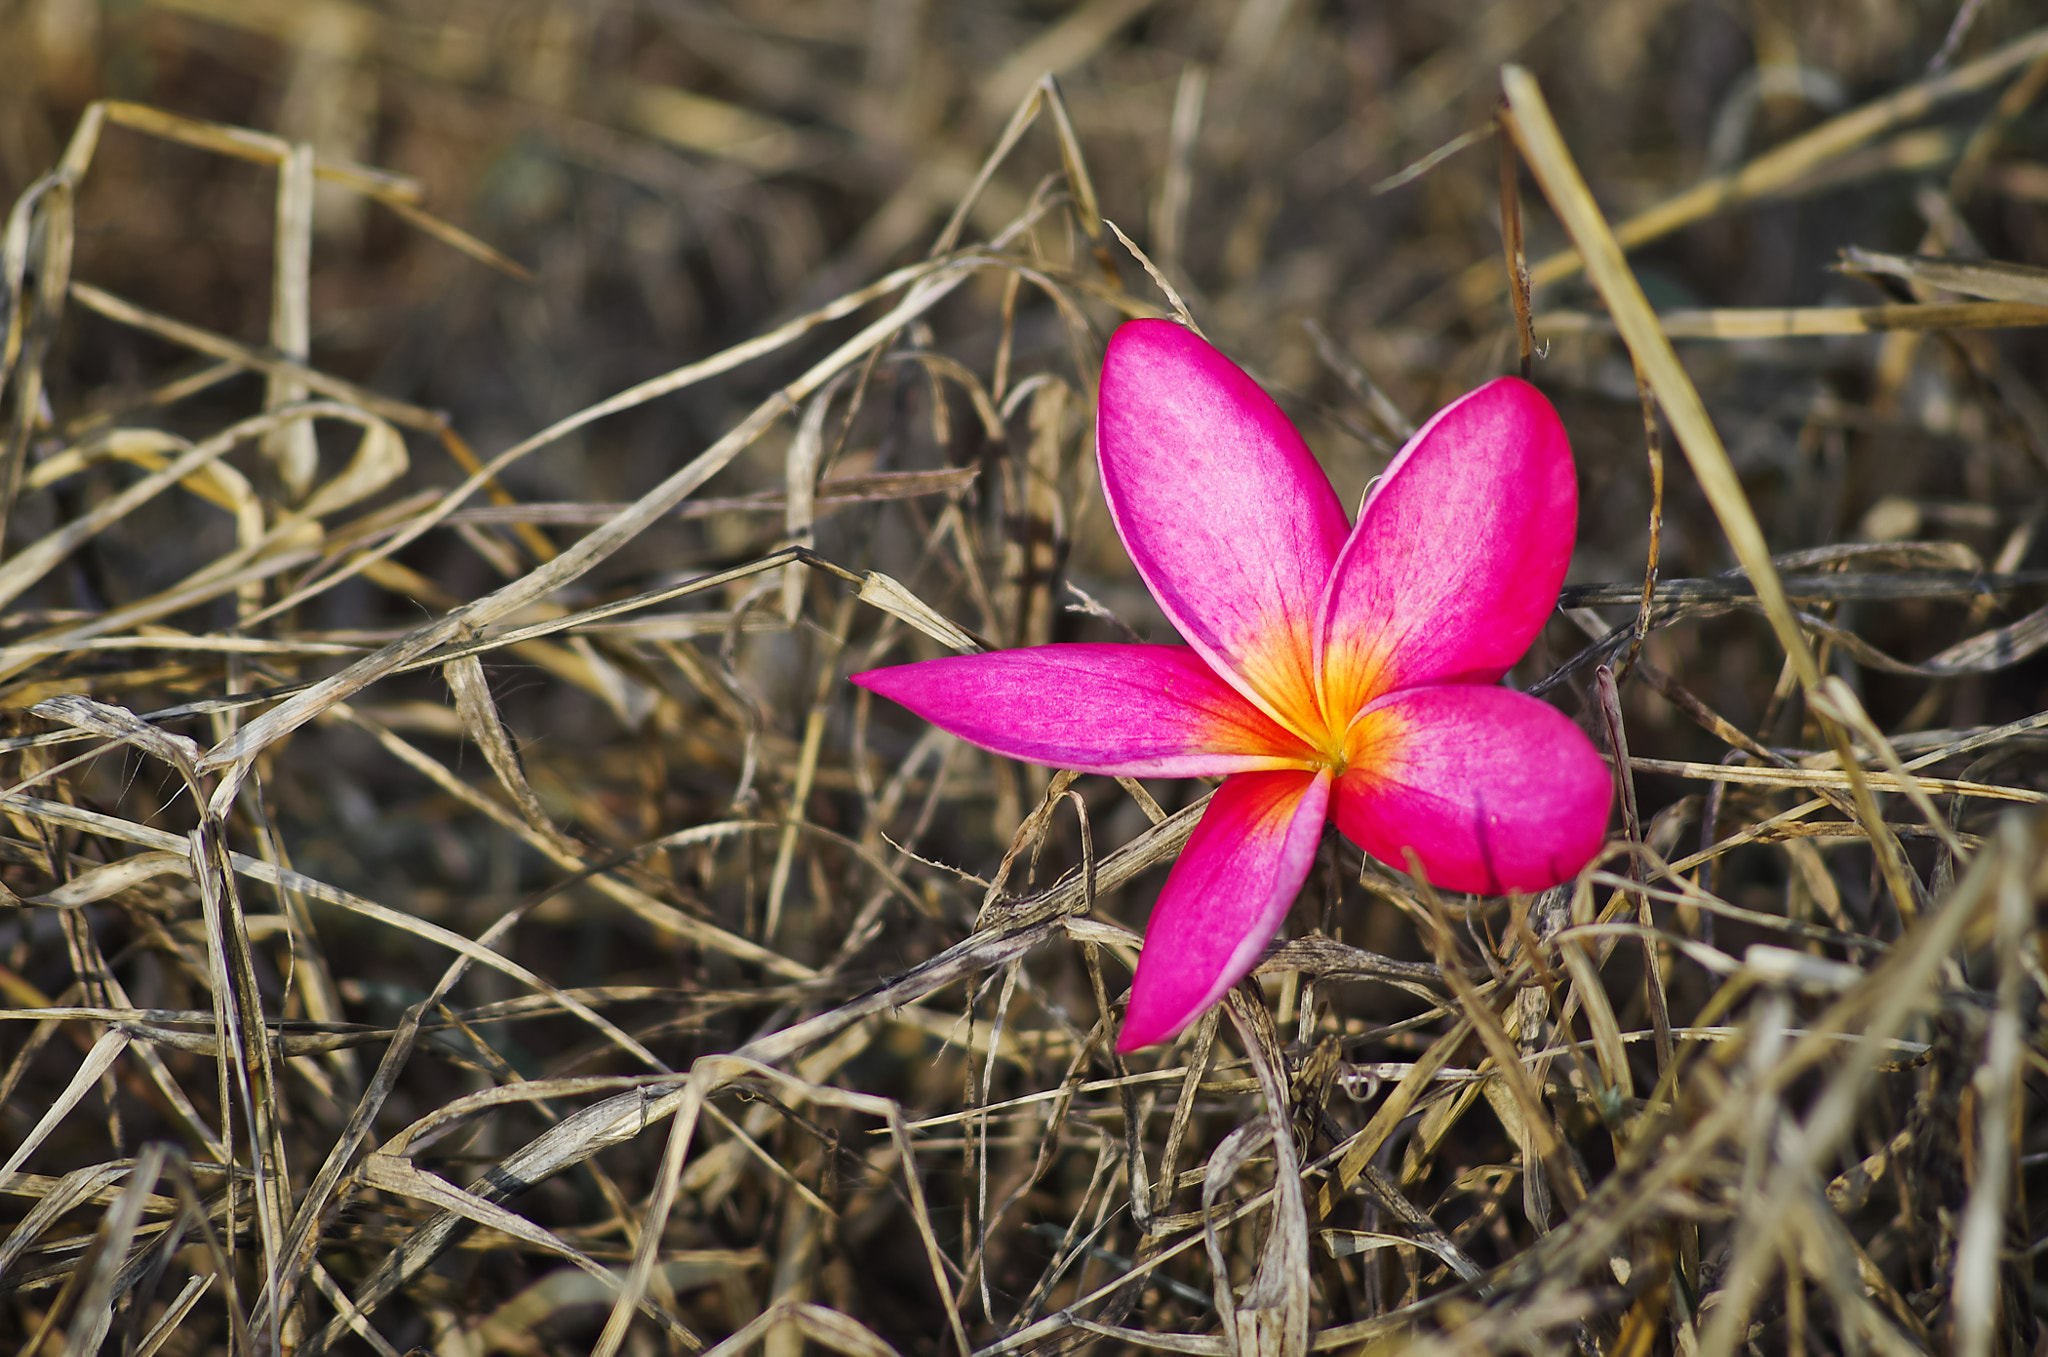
[{"left": 6, "top": 1, "right": 2048, "bottom": 1354}]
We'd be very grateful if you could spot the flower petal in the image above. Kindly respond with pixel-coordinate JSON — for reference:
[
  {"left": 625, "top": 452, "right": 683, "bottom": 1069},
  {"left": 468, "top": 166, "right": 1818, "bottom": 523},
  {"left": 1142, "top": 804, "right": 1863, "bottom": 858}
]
[
  {"left": 852, "top": 644, "right": 1314, "bottom": 777},
  {"left": 1316, "top": 377, "right": 1576, "bottom": 729},
  {"left": 1118, "top": 768, "right": 1332, "bottom": 1051},
  {"left": 1334, "top": 685, "right": 1609, "bottom": 895},
  {"left": 1099, "top": 320, "right": 1351, "bottom": 739}
]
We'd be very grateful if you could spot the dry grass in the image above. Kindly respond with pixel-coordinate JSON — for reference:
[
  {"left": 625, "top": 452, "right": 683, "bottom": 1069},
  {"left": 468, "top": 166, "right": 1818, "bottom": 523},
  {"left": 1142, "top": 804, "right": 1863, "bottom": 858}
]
[{"left": 4, "top": 2, "right": 2048, "bottom": 1354}]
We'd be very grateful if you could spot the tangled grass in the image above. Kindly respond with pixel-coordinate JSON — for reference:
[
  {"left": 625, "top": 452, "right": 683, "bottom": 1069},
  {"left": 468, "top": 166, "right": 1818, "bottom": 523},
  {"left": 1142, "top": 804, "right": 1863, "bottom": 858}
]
[{"left": 5, "top": 3, "right": 2048, "bottom": 1354}]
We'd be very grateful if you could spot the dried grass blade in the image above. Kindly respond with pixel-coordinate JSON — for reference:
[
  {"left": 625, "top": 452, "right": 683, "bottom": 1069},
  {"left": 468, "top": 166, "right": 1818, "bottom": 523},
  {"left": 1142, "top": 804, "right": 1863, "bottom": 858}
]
[
  {"left": 0, "top": 550, "right": 323, "bottom": 684},
  {"left": 373, "top": 194, "right": 532, "bottom": 278},
  {"left": 1537, "top": 300, "right": 2048, "bottom": 336},
  {"left": 133, "top": 1273, "right": 212, "bottom": 1357},
  {"left": 0, "top": 403, "right": 364, "bottom": 617},
  {"left": 262, "top": 141, "right": 317, "bottom": 498},
  {"left": 1855, "top": 596, "right": 2048, "bottom": 674},
  {"left": 335, "top": 705, "right": 810, "bottom": 982},
  {"left": 1809, "top": 678, "right": 1971, "bottom": 861},
  {"left": 142, "top": 1151, "right": 254, "bottom": 1357},
  {"left": 1480, "top": 26, "right": 2048, "bottom": 302},
  {"left": 355, "top": 1151, "right": 704, "bottom": 1348},
  {"left": 1, "top": 173, "right": 66, "bottom": 387},
  {"left": 1597, "top": 667, "right": 1671, "bottom": 1075},
  {"left": 767, "top": 594, "right": 856, "bottom": 941},
  {"left": 1195, "top": 1120, "right": 1273, "bottom": 1347},
  {"left": 472, "top": 1253, "right": 760, "bottom": 1345},
  {"left": 63, "top": 1142, "right": 169, "bottom": 1357},
  {"left": 1040, "top": 74, "right": 1111, "bottom": 258},
  {"left": 0, "top": 792, "right": 668, "bottom": 1066},
  {"left": 621, "top": 80, "right": 808, "bottom": 169},
  {"left": 931, "top": 93, "right": 1048, "bottom": 259},
  {"left": 1625, "top": 758, "right": 2043, "bottom": 804},
  {"left": 1624, "top": 362, "right": 1665, "bottom": 675},
  {"left": 782, "top": 380, "right": 837, "bottom": 623},
  {"left": 31, "top": 694, "right": 202, "bottom": 766},
  {"left": 1153, "top": 63, "right": 1208, "bottom": 275},
  {"left": 198, "top": 390, "right": 788, "bottom": 777},
  {"left": 1498, "top": 114, "right": 1535, "bottom": 378},
  {"left": 447, "top": 469, "right": 979, "bottom": 527},
  {"left": 383, "top": 1075, "right": 683, "bottom": 1156},
  {"left": 292, "top": 416, "right": 407, "bottom": 523},
  {"left": 591, "top": 1058, "right": 967, "bottom": 1357},
  {"left": 700, "top": 1301, "right": 903, "bottom": 1357},
  {"left": 259, "top": 896, "right": 542, "bottom": 1336},
  {"left": 67, "top": 282, "right": 440, "bottom": 428},
  {"left": 0, "top": 172, "right": 74, "bottom": 557},
  {"left": 1423, "top": 898, "right": 1584, "bottom": 1214},
  {"left": 299, "top": 1053, "right": 695, "bottom": 1346},
  {"left": 7, "top": 926, "right": 226, "bottom": 1166},
  {"left": 188, "top": 824, "right": 292, "bottom": 1292},
  {"left": 1949, "top": 825, "right": 2030, "bottom": 1357},
  {"left": 1222, "top": 992, "right": 1310, "bottom": 1357},
  {"left": 1839, "top": 246, "right": 2048, "bottom": 303},
  {"left": 4, "top": 635, "right": 358, "bottom": 662},
  {"left": 0, "top": 1028, "right": 127, "bottom": 1185},
  {"left": 1301, "top": 319, "right": 1412, "bottom": 446},
  {"left": 1557, "top": 938, "right": 1632, "bottom": 1101},
  {"left": 339, "top": 546, "right": 833, "bottom": 680},
  {"left": 1372, "top": 122, "right": 1494, "bottom": 196},
  {"left": 306, "top": 1261, "right": 405, "bottom": 1357},
  {"left": 98, "top": 95, "right": 429, "bottom": 208},
  {"left": 101, "top": 100, "right": 303, "bottom": 177},
  {"left": 444, "top": 654, "right": 565, "bottom": 843},
  {"left": 1105, "top": 219, "right": 1197, "bottom": 330},
  {"left": 25, "top": 851, "right": 193, "bottom": 907},
  {"left": 0, "top": 1161, "right": 133, "bottom": 1279},
  {"left": 1315, "top": 1011, "right": 1475, "bottom": 1218},
  {"left": 858, "top": 573, "right": 990, "bottom": 654}
]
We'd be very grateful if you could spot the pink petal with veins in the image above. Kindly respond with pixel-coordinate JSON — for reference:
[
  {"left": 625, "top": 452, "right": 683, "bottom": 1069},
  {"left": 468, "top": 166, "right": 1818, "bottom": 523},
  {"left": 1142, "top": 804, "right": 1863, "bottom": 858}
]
[
  {"left": 1315, "top": 378, "right": 1576, "bottom": 731},
  {"left": 1118, "top": 768, "right": 1332, "bottom": 1050},
  {"left": 851, "top": 644, "right": 1314, "bottom": 778},
  {"left": 1098, "top": 320, "right": 1350, "bottom": 739},
  {"left": 1334, "top": 685, "right": 1610, "bottom": 895}
]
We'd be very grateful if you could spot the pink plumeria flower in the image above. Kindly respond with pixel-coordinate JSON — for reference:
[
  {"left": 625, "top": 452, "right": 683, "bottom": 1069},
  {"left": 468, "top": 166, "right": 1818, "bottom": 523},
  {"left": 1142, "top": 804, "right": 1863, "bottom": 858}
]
[{"left": 853, "top": 320, "right": 1611, "bottom": 1050}]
